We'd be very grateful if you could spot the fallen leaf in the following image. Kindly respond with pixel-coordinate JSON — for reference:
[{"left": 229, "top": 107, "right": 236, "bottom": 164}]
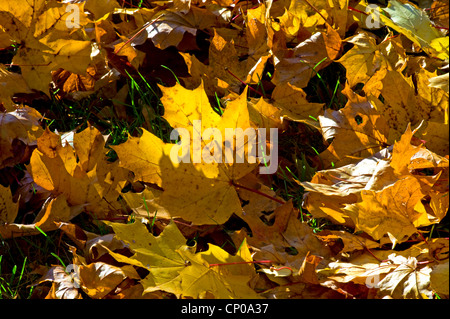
[
  {"left": 364, "top": 68, "right": 448, "bottom": 147},
  {"left": 114, "top": 83, "right": 262, "bottom": 224},
  {"left": 250, "top": 201, "right": 331, "bottom": 274},
  {"left": 297, "top": 252, "right": 322, "bottom": 284},
  {"left": 28, "top": 126, "right": 129, "bottom": 218},
  {"left": 428, "top": 72, "right": 449, "bottom": 94},
  {"left": 247, "top": 97, "right": 284, "bottom": 130},
  {"left": 79, "top": 262, "right": 140, "bottom": 299},
  {"left": 272, "top": 26, "right": 341, "bottom": 89},
  {"left": 380, "top": 0, "right": 442, "bottom": 55},
  {"left": 37, "top": 265, "right": 81, "bottom": 299},
  {"left": 0, "top": 0, "right": 93, "bottom": 94},
  {"left": 144, "top": 6, "right": 227, "bottom": 50},
  {"left": 390, "top": 123, "right": 449, "bottom": 176},
  {"left": 180, "top": 29, "right": 269, "bottom": 96},
  {"left": 0, "top": 184, "right": 19, "bottom": 224},
  {"left": 103, "top": 219, "right": 260, "bottom": 298},
  {"left": 318, "top": 97, "right": 389, "bottom": 168},
  {"left": 287, "top": 0, "right": 333, "bottom": 31},
  {"left": 343, "top": 176, "right": 430, "bottom": 245},
  {"left": 84, "top": 0, "right": 121, "bottom": 20},
  {"left": 120, "top": 186, "right": 170, "bottom": 220},
  {"left": 337, "top": 32, "right": 406, "bottom": 88},
  {"left": 271, "top": 82, "right": 324, "bottom": 127},
  {"left": 0, "top": 64, "right": 33, "bottom": 111},
  {"left": 316, "top": 230, "right": 380, "bottom": 255},
  {"left": 0, "top": 106, "right": 44, "bottom": 169},
  {"left": 430, "top": 261, "right": 449, "bottom": 298},
  {"left": 377, "top": 254, "right": 433, "bottom": 299}
]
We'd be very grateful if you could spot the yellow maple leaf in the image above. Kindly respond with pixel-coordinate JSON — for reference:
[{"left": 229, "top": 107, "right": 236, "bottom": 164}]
[
  {"left": 302, "top": 123, "right": 448, "bottom": 245},
  {"left": 364, "top": 68, "right": 449, "bottom": 151},
  {"left": 28, "top": 126, "right": 128, "bottom": 218},
  {"left": 104, "top": 219, "right": 260, "bottom": 298},
  {"left": 390, "top": 123, "right": 449, "bottom": 175},
  {"left": 114, "top": 83, "right": 263, "bottom": 224},
  {"left": 318, "top": 95, "right": 389, "bottom": 168},
  {"left": 287, "top": 0, "right": 330, "bottom": 30},
  {"left": 0, "top": 64, "right": 33, "bottom": 111},
  {"left": 271, "top": 81, "right": 324, "bottom": 128},
  {"left": 337, "top": 32, "right": 406, "bottom": 88},
  {"left": 344, "top": 176, "right": 429, "bottom": 246},
  {"left": 180, "top": 30, "right": 269, "bottom": 96}
]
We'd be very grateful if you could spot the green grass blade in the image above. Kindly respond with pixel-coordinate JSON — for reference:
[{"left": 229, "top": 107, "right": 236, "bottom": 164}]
[
  {"left": 161, "top": 65, "right": 181, "bottom": 85},
  {"left": 50, "top": 253, "right": 67, "bottom": 269},
  {"left": 34, "top": 225, "right": 47, "bottom": 237}
]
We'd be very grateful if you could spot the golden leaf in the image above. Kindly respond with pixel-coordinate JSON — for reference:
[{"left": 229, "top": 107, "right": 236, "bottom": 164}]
[{"left": 104, "top": 219, "right": 260, "bottom": 298}]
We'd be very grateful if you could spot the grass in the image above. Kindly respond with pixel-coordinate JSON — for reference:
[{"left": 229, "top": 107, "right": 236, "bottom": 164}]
[
  {"left": 0, "top": 228, "right": 73, "bottom": 299},
  {"left": 0, "top": 255, "right": 28, "bottom": 299}
]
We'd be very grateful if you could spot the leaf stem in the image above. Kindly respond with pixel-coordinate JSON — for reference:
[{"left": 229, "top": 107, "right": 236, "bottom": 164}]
[
  {"left": 209, "top": 260, "right": 272, "bottom": 267},
  {"left": 327, "top": 174, "right": 366, "bottom": 184},
  {"left": 270, "top": 266, "right": 293, "bottom": 272},
  {"left": 224, "top": 68, "right": 264, "bottom": 96},
  {"left": 115, "top": 14, "right": 164, "bottom": 55},
  {"left": 416, "top": 230, "right": 429, "bottom": 245},
  {"left": 364, "top": 246, "right": 383, "bottom": 262},
  {"left": 303, "top": 0, "right": 333, "bottom": 29},
  {"left": 347, "top": 6, "right": 368, "bottom": 15},
  {"left": 231, "top": 181, "right": 286, "bottom": 205}
]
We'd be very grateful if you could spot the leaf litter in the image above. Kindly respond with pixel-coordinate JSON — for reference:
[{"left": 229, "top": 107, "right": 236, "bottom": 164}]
[{"left": 0, "top": 0, "right": 448, "bottom": 299}]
